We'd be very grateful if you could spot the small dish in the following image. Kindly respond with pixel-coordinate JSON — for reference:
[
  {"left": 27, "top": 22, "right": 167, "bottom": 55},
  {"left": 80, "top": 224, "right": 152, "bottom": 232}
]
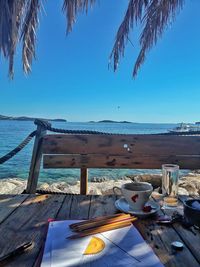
[{"left": 115, "top": 198, "right": 160, "bottom": 218}]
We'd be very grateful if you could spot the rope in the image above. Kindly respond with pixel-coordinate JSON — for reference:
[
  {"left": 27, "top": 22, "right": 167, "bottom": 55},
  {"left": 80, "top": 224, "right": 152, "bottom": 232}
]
[
  {"left": 155, "top": 131, "right": 200, "bottom": 136},
  {"left": 46, "top": 125, "right": 115, "bottom": 135},
  {"left": 45, "top": 124, "right": 200, "bottom": 136},
  {"left": 43, "top": 121, "right": 200, "bottom": 136},
  {"left": 36, "top": 189, "right": 79, "bottom": 195},
  {"left": 0, "top": 130, "right": 36, "bottom": 164},
  {"left": 35, "top": 118, "right": 114, "bottom": 135}
]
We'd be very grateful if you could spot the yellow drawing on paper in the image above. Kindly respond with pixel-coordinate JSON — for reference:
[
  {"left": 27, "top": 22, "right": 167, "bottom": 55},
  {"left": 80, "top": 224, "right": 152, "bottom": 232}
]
[{"left": 83, "top": 236, "right": 105, "bottom": 255}]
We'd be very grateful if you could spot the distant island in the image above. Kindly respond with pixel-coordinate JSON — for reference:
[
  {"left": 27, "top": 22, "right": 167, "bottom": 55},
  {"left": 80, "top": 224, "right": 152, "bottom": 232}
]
[
  {"left": 0, "top": 115, "right": 67, "bottom": 122},
  {"left": 89, "top": 120, "right": 132, "bottom": 123}
]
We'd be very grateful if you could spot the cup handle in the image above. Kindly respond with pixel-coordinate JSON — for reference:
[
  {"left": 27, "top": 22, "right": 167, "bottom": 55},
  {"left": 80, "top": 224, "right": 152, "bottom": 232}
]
[{"left": 113, "top": 186, "right": 122, "bottom": 196}]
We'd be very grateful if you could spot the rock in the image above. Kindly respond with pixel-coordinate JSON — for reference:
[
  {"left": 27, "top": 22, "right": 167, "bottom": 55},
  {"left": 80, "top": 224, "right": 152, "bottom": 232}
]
[
  {"left": 127, "top": 174, "right": 162, "bottom": 189},
  {"left": 67, "top": 179, "right": 78, "bottom": 186},
  {"left": 187, "top": 172, "right": 197, "bottom": 177},
  {"left": 179, "top": 183, "right": 198, "bottom": 196},
  {"left": 121, "top": 176, "right": 131, "bottom": 180},
  {"left": 38, "top": 183, "right": 50, "bottom": 190},
  {"left": 0, "top": 181, "right": 16, "bottom": 194},
  {"left": 91, "top": 177, "right": 97, "bottom": 183},
  {"left": 0, "top": 173, "right": 199, "bottom": 197},
  {"left": 191, "top": 170, "right": 200, "bottom": 174},
  {"left": 178, "top": 187, "right": 189, "bottom": 196},
  {"left": 178, "top": 176, "right": 200, "bottom": 196},
  {"left": 0, "top": 178, "right": 26, "bottom": 194},
  {"left": 91, "top": 177, "right": 108, "bottom": 183},
  {"left": 89, "top": 179, "right": 132, "bottom": 195},
  {"left": 8, "top": 178, "right": 25, "bottom": 187},
  {"left": 46, "top": 182, "right": 72, "bottom": 193}
]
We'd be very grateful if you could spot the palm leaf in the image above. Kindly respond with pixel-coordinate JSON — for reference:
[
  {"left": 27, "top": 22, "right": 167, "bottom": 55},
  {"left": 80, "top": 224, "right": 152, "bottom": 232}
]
[
  {"left": 0, "top": 0, "right": 26, "bottom": 78},
  {"left": 21, "top": 0, "right": 41, "bottom": 74},
  {"left": 133, "top": 0, "right": 184, "bottom": 77},
  {"left": 110, "top": 0, "right": 184, "bottom": 77},
  {"left": 62, "top": 0, "right": 96, "bottom": 33},
  {"left": 109, "top": 0, "right": 149, "bottom": 72}
]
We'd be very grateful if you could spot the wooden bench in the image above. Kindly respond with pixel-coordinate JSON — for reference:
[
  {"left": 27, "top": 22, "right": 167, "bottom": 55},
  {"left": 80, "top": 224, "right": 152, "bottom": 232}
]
[{"left": 25, "top": 121, "right": 200, "bottom": 194}]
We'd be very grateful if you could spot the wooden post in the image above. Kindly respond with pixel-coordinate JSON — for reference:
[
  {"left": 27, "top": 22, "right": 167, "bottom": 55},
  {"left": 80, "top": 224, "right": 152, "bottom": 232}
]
[
  {"left": 80, "top": 168, "right": 88, "bottom": 195},
  {"left": 26, "top": 119, "right": 50, "bottom": 194}
]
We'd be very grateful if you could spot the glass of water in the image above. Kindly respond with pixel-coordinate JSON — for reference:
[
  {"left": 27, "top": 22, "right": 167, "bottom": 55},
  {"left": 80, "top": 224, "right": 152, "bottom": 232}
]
[{"left": 162, "top": 164, "right": 179, "bottom": 207}]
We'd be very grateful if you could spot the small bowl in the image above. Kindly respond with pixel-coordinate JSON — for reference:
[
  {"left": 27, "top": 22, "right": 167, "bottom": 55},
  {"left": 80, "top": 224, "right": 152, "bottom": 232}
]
[{"left": 183, "top": 199, "right": 200, "bottom": 227}]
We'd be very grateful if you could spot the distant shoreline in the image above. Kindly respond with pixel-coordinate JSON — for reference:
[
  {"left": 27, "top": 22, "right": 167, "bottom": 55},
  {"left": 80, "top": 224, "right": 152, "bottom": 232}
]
[
  {"left": 0, "top": 115, "right": 67, "bottom": 122},
  {"left": 89, "top": 120, "right": 134, "bottom": 123}
]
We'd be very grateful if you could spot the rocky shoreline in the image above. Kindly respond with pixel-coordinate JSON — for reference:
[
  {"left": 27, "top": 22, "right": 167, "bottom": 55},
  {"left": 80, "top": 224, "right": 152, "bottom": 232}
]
[{"left": 0, "top": 172, "right": 200, "bottom": 196}]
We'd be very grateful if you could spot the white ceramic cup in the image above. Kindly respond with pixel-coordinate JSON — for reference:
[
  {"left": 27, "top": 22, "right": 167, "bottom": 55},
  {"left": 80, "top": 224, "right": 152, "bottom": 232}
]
[{"left": 113, "top": 182, "right": 153, "bottom": 211}]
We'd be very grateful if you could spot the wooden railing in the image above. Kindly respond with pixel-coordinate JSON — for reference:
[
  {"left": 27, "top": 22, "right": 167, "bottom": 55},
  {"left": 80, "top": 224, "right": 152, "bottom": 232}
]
[{"left": 26, "top": 124, "right": 200, "bottom": 194}]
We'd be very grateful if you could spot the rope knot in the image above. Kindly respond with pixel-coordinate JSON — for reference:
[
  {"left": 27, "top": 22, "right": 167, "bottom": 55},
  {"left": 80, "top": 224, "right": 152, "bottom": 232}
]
[{"left": 34, "top": 119, "right": 51, "bottom": 129}]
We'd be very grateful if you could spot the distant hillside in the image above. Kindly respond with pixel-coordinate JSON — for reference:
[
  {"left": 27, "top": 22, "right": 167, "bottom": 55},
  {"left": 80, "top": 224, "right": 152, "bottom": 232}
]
[
  {"left": 0, "top": 115, "right": 67, "bottom": 122},
  {"left": 97, "top": 120, "right": 132, "bottom": 123}
]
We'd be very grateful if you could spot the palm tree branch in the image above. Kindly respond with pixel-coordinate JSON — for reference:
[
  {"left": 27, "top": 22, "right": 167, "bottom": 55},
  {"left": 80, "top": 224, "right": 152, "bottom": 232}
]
[
  {"left": 62, "top": 0, "right": 96, "bottom": 33},
  {"left": 133, "top": 0, "right": 184, "bottom": 77},
  {"left": 0, "top": 0, "right": 26, "bottom": 78},
  {"left": 20, "top": 0, "right": 41, "bottom": 74},
  {"left": 109, "top": 0, "right": 149, "bottom": 71}
]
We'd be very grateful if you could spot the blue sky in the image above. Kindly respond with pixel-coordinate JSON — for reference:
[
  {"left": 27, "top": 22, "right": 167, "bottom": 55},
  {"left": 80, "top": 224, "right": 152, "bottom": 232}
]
[{"left": 0, "top": 0, "right": 200, "bottom": 123}]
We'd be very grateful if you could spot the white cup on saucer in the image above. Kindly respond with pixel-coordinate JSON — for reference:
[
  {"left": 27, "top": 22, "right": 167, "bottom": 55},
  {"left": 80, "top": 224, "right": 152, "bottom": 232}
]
[{"left": 113, "top": 182, "right": 153, "bottom": 211}]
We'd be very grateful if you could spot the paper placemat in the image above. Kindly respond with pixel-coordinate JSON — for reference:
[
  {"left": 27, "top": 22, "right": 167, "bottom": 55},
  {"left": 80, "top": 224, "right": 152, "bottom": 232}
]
[{"left": 41, "top": 220, "right": 164, "bottom": 267}]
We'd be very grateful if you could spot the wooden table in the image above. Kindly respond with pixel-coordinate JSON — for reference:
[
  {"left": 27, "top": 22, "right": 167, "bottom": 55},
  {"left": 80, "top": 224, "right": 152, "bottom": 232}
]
[{"left": 0, "top": 194, "right": 199, "bottom": 267}]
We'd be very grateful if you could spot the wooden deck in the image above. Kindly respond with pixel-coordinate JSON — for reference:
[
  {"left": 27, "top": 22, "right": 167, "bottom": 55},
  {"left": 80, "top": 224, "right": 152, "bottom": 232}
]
[{"left": 0, "top": 194, "right": 199, "bottom": 267}]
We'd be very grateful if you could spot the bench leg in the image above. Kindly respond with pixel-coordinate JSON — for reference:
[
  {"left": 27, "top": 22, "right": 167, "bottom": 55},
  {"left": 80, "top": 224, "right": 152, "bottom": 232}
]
[{"left": 80, "top": 168, "right": 88, "bottom": 195}]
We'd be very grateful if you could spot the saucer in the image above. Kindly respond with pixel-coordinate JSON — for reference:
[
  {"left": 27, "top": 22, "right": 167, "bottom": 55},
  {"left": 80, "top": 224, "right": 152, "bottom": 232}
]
[{"left": 115, "top": 198, "right": 160, "bottom": 218}]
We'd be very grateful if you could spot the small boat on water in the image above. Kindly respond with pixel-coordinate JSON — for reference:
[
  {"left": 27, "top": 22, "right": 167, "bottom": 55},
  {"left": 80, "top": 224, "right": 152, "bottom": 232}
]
[{"left": 169, "top": 122, "right": 200, "bottom": 133}]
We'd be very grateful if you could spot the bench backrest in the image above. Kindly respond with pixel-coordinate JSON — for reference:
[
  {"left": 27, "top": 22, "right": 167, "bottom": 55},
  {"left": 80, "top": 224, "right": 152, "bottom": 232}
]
[
  {"left": 26, "top": 132, "right": 200, "bottom": 194},
  {"left": 42, "top": 134, "right": 200, "bottom": 169}
]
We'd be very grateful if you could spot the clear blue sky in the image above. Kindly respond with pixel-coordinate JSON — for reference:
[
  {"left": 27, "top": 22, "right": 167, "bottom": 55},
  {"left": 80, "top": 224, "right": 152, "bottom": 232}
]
[{"left": 0, "top": 0, "right": 200, "bottom": 123}]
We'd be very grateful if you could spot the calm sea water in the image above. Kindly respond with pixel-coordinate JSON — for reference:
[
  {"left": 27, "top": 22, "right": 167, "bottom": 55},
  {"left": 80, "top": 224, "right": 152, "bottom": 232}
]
[{"left": 0, "top": 121, "right": 179, "bottom": 183}]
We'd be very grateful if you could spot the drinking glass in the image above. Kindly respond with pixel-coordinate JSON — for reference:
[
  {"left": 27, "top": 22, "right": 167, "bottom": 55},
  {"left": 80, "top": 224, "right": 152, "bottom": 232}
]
[{"left": 162, "top": 164, "right": 179, "bottom": 207}]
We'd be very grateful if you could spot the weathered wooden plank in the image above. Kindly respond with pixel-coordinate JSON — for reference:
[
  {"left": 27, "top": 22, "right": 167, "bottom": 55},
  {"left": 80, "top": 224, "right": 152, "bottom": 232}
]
[
  {"left": 90, "top": 195, "right": 200, "bottom": 266},
  {"left": 69, "top": 195, "right": 91, "bottom": 220},
  {"left": 135, "top": 200, "right": 200, "bottom": 267},
  {"left": 172, "top": 222, "right": 200, "bottom": 263},
  {"left": 56, "top": 195, "right": 73, "bottom": 220},
  {"left": 0, "top": 194, "right": 65, "bottom": 267},
  {"left": 167, "top": 196, "right": 200, "bottom": 263},
  {"left": 0, "top": 194, "right": 29, "bottom": 224},
  {"left": 152, "top": 197, "right": 200, "bottom": 266},
  {"left": 42, "top": 134, "right": 200, "bottom": 156},
  {"left": 43, "top": 154, "right": 200, "bottom": 169},
  {"left": 80, "top": 168, "right": 88, "bottom": 195},
  {"left": 135, "top": 219, "right": 177, "bottom": 266},
  {"left": 89, "top": 195, "right": 117, "bottom": 218}
]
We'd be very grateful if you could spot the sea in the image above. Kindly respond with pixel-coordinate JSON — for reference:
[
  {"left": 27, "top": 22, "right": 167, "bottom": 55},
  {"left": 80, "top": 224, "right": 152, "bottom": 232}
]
[{"left": 0, "top": 121, "right": 181, "bottom": 184}]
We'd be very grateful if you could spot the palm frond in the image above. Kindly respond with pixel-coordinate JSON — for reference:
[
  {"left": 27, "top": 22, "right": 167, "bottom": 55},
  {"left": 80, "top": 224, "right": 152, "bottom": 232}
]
[
  {"left": 0, "top": 0, "right": 26, "bottom": 78},
  {"left": 110, "top": 0, "right": 184, "bottom": 77},
  {"left": 21, "top": 0, "right": 41, "bottom": 74},
  {"left": 109, "top": 0, "right": 149, "bottom": 72},
  {"left": 62, "top": 0, "right": 96, "bottom": 33},
  {"left": 133, "top": 0, "right": 184, "bottom": 77}
]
